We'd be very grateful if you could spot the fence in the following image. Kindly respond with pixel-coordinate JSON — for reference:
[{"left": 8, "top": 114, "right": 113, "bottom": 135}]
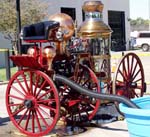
[
  {"left": 0, "top": 48, "right": 12, "bottom": 81},
  {"left": 0, "top": 44, "right": 36, "bottom": 81}
]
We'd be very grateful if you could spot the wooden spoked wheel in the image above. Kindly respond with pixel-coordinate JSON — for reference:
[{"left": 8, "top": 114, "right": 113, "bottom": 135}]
[
  {"left": 112, "top": 53, "right": 145, "bottom": 99},
  {"left": 6, "top": 69, "right": 60, "bottom": 136},
  {"left": 59, "top": 65, "right": 100, "bottom": 123}
]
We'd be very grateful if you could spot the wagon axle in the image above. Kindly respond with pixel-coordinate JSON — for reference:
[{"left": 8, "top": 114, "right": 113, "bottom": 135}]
[
  {"left": 129, "top": 82, "right": 137, "bottom": 88},
  {"left": 24, "top": 99, "right": 33, "bottom": 109}
]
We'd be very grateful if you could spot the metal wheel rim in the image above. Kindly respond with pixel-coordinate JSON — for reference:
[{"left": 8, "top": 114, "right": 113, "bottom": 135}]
[
  {"left": 112, "top": 52, "right": 145, "bottom": 99},
  {"left": 6, "top": 69, "right": 60, "bottom": 136},
  {"left": 60, "top": 65, "right": 100, "bottom": 123}
]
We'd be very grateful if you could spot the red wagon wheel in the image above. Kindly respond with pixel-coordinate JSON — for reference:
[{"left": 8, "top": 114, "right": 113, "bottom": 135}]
[
  {"left": 112, "top": 53, "right": 145, "bottom": 99},
  {"left": 6, "top": 69, "right": 60, "bottom": 136},
  {"left": 59, "top": 65, "right": 100, "bottom": 123}
]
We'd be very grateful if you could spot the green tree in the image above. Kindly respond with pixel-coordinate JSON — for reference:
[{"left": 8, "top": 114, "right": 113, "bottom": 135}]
[
  {"left": 130, "top": 17, "right": 149, "bottom": 26},
  {"left": 0, "top": 0, "right": 48, "bottom": 54},
  {"left": 130, "top": 17, "right": 150, "bottom": 31}
]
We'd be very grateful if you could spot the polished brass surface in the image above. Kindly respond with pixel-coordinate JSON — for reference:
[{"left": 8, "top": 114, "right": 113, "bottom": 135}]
[
  {"left": 43, "top": 46, "right": 56, "bottom": 58},
  {"left": 55, "top": 42, "right": 65, "bottom": 55},
  {"left": 78, "top": 1, "right": 112, "bottom": 83},
  {"left": 48, "top": 13, "right": 74, "bottom": 41},
  {"left": 43, "top": 46, "right": 56, "bottom": 70},
  {"left": 78, "top": 20, "right": 112, "bottom": 38},
  {"left": 78, "top": 1, "right": 112, "bottom": 38},
  {"left": 82, "top": 1, "right": 104, "bottom": 12},
  {"left": 27, "top": 47, "right": 39, "bottom": 57},
  {"left": 93, "top": 55, "right": 111, "bottom": 81}
]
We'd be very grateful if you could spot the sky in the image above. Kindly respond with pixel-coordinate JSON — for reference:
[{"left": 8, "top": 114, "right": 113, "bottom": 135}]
[{"left": 130, "top": 0, "right": 150, "bottom": 19}]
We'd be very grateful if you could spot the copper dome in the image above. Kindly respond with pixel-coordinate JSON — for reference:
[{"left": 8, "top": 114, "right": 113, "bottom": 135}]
[
  {"left": 48, "top": 13, "right": 74, "bottom": 41},
  {"left": 82, "top": 1, "right": 104, "bottom": 12}
]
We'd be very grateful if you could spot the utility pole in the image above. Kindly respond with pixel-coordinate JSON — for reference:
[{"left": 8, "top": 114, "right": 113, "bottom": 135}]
[
  {"left": 149, "top": 0, "right": 150, "bottom": 30},
  {"left": 16, "top": 0, "right": 21, "bottom": 54}
]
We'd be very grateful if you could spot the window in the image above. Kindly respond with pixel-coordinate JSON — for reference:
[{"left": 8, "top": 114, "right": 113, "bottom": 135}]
[
  {"left": 61, "top": 7, "right": 76, "bottom": 21},
  {"left": 139, "top": 33, "right": 150, "bottom": 38}
]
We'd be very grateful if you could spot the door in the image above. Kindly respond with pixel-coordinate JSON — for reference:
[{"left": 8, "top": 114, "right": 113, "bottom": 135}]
[{"left": 108, "top": 11, "right": 126, "bottom": 51}]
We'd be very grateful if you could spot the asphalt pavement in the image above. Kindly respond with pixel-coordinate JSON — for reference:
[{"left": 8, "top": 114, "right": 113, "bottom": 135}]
[{"left": 0, "top": 83, "right": 129, "bottom": 137}]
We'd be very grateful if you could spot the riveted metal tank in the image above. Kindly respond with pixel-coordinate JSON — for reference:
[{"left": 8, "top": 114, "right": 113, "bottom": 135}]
[{"left": 78, "top": 1, "right": 112, "bottom": 84}]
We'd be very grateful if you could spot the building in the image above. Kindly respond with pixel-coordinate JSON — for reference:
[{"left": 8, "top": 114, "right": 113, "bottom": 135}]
[
  {"left": 47, "top": 0, "right": 130, "bottom": 51},
  {"left": 0, "top": 0, "right": 130, "bottom": 67}
]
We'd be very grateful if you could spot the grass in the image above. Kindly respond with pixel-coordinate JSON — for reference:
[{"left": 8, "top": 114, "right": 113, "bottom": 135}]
[{"left": 0, "top": 67, "right": 18, "bottom": 81}]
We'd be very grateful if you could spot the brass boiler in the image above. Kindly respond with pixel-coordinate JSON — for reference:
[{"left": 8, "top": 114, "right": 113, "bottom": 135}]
[
  {"left": 48, "top": 13, "right": 75, "bottom": 55},
  {"left": 78, "top": 1, "right": 112, "bottom": 82}
]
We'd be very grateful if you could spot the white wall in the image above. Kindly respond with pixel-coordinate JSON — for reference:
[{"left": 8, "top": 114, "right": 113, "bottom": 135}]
[
  {"left": 0, "top": 0, "right": 130, "bottom": 58},
  {"left": 102, "top": 0, "right": 130, "bottom": 49},
  {"left": 47, "top": 0, "right": 130, "bottom": 49}
]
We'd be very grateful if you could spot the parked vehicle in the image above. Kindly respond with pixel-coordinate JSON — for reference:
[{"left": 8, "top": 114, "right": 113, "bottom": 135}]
[{"left": 134, "top": 31, "right": 150, "bottom": 52}]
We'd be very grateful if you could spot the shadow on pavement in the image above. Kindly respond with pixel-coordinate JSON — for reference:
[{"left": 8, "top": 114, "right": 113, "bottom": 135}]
[
  {"left": 99, "top": 125, "right": 128, "bottom": 132},
  {"left": 0, "top": 117, "right": 10, "bottom": 126}
]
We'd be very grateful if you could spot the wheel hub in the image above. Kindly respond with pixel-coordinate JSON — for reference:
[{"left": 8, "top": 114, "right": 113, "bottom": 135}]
[
  {"left": 130, "top": 82, "right": 137, "bottom": 88},
  {"left": 24, "top": 99, "right": 33, "bottom": 108}
]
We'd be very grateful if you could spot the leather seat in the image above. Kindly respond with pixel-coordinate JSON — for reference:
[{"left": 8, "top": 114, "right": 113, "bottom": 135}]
[{"left": 21, "top": 21, "right": 60, "bottom": 42}]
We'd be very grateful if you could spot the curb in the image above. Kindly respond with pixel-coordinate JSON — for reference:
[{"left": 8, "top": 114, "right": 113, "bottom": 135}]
[{"left": 0, "top": 81, "right": 9, "bottom": 85}]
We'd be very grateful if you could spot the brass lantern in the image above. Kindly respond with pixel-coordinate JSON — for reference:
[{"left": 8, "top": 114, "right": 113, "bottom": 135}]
[{"left": 78, "top": 1, "right": 112, "bottom": 83}]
